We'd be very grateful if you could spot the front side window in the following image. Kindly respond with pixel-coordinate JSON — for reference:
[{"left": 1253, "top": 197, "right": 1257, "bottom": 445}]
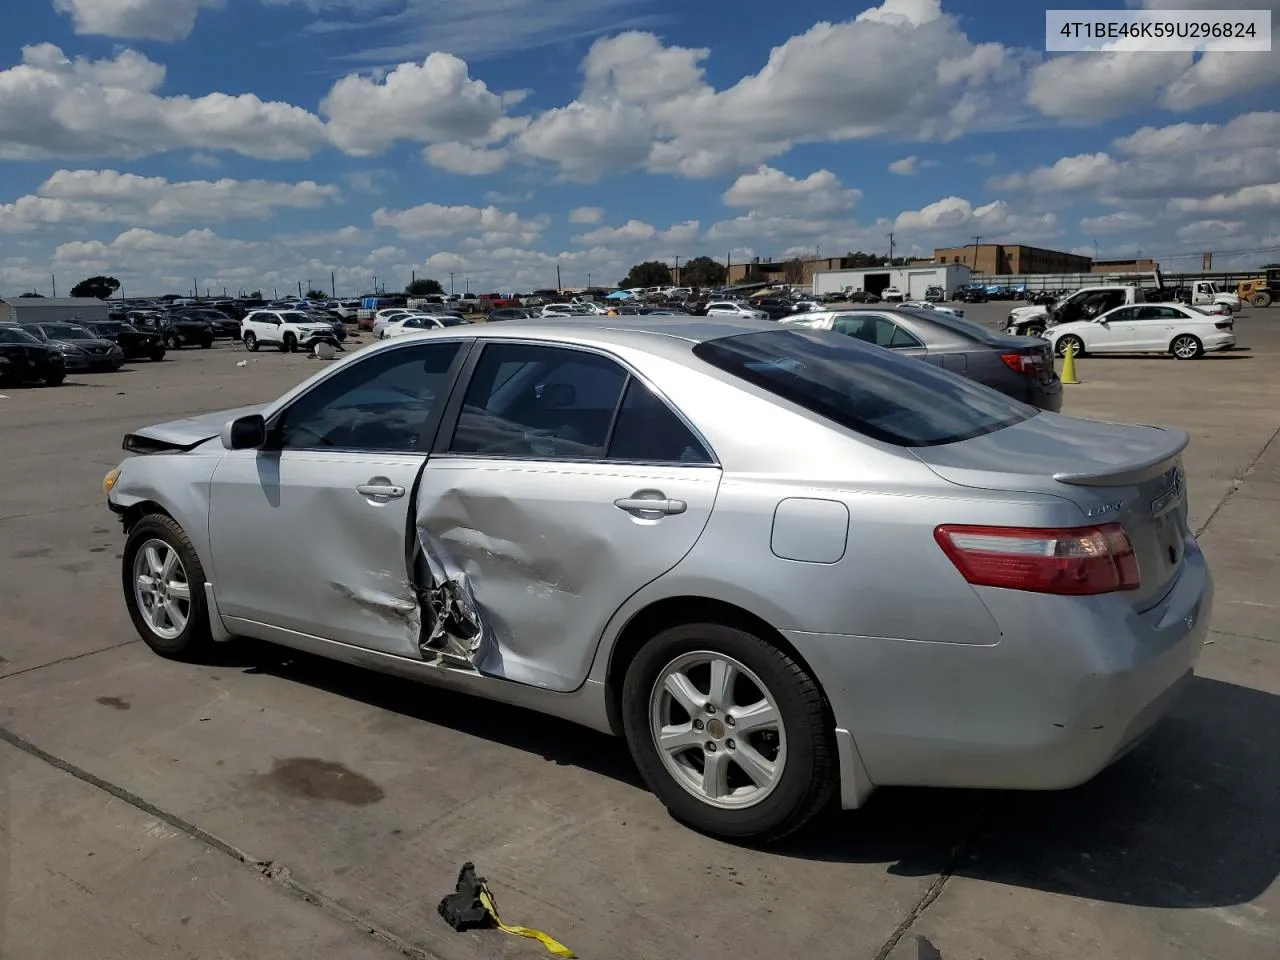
[
  {"left": 274, "top": 341, "right": 461, "bottom": 451},
  {"left": 694, "top": 329, "right": 1033, "bottom": 448},
  {"left": 449, "top": 343, "right": 628, "bottom": 459},
  {"left": 1105, "top": 306, "right": 1141, "bottom": 322}
]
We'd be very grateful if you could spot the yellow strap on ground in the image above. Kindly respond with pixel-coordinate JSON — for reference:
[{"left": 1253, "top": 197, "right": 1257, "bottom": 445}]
[{"left": 478, "top": 886, "right": 577, "bottom": 958}]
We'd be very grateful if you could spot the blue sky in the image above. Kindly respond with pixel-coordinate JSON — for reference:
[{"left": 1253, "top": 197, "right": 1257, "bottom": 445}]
[{"left": 1, "top": 0, "right": 1277, "bottom": 296}]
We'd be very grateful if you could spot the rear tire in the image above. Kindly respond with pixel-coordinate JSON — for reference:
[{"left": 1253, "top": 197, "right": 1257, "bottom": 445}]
[
  {"left": 1253, "top": 292, "right": 1273, "bottom": 308},
  {"left": 622, "top": 622, "right": 835, "bottom": 842},
  {"left": 43, "top": 372, "right": 65, "bottom": 386},
  {"left": 200, "top": 336, "right": 213, "bottom": 349},
  {"left": 122, "top": 514, "right": 213, "bottom": 661},
  {"left": 150, "top": 349, "right": 166, "bottom": 362},
  {"left": 1171, "top": 334, "right": 1203, "bottom": 360}
]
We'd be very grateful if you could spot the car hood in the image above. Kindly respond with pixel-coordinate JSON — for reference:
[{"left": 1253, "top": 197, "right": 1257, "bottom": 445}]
[
  {"left": 1009, "top": 305, "right": 1048, "bottom": 319},
  {"left": 55, "top": 338, "right": 117, "bottom": 350},
  {"left": 123, "top": 404, "right": 264, "bottom": 453}
]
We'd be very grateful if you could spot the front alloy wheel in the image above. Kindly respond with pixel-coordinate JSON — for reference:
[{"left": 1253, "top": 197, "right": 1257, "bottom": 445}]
[{"left": 122, "top": 515, "right": 213, "bottom": 659}]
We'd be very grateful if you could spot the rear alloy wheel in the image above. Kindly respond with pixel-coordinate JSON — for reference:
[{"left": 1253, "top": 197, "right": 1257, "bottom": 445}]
[
  {"left": 1055, "top": 334, "right": 1085, "bottom": 358},
  {"left": 282, "top": 333, "right": 297, "bottom": 353},
  {"left": 122, "top": 514, "right": 213, "bottom": 660},
  {"left": 1171, "top": 334, "right": 1203, "bottom": 360},
  {"left": 622, "top": 622, "right": 835, "bottom": 841},
  {"left": 243, "top": 331, "right": 259, "bottom": 352}
]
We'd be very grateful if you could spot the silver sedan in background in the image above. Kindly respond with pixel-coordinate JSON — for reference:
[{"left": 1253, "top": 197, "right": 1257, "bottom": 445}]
[
  {"left": 781, "top": 306, "right": 1063, "bottom": 411},
  {"left": 103, "top": 318, "right": 1210, "bottom": 840}
]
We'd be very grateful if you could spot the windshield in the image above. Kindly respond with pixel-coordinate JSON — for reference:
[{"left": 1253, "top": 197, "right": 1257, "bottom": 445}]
[
  {"left": 91, "top": 322, "right": 128, "bottom": 334},
  {"left": 42, "top": 324, "right": 94, "bottom": 339},
  {"left": 693, "top": 328, "right": 1035, "bottom": 448},
  {"left": 279, "top": 312, "right": 314, "bottom": 323},
  {"left": 0, "top": 326, "right": 42, "bottom": 344}
]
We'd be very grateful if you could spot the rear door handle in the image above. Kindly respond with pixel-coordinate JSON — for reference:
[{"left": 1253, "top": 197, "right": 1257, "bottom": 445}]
[
  {"left": 614, "top": 496, "right": 687, "bottom": 516},
  {"left": 357, "top": 479, "right": 405, "bottom": 501}
]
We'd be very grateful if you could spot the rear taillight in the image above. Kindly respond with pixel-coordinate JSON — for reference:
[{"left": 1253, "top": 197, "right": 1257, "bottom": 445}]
[
  {"left": 1215, "top": 319, "right": 1233, "bottom": 329},
  {"left": 935, "top": 524, "right": 1140, "bottom": 595},
  {"left": 1000, "top": 351, "right": 1046, "bottom": 377}
]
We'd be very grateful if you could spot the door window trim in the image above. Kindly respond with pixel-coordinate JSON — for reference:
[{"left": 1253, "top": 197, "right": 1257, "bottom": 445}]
[
  {"left": 260, "top": 337, "right": 473, "bottom": 454},
  {"left": 431, "top": 338, "right": 720, "bottom": 467}
]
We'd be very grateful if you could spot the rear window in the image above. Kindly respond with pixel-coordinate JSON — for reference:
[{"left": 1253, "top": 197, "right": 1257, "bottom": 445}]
[
  {"left": 693, "top": 328, "right": 1035, "bottom": 448},
  {"left": 903, "top": 309, "right": 1005, "bottom": 345}
]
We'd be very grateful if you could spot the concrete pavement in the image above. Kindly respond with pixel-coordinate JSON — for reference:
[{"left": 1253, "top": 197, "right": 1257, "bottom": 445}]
[{"left": 2, "top": 314, "right": 1277, "bottom": 959}]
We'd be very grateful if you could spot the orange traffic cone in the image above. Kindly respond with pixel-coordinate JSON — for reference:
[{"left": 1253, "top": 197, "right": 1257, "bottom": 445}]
[{"left": 1060, "top": 341, "right": 1080, "bottom": 384}]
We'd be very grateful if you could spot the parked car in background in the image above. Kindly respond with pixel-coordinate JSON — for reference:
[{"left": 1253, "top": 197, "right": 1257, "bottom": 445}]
[
  {"left": 881, "top": 287, "right": 904, "bottom": 302},
  {"left": 781, "top": 307, "right": 1061, "bottom": 411},
  {"left": 925, "top": 286, "right": 945, "bottom": 302},
  {"left": 172, "top": 308, "right": 240, "bottom": 340},
  {"left": 752, "top": 298, "right": 799, "bottom": 320},
  {"left": 123, "top": 312, "right": 214, "bottom": 349},
  {"left": 380, "top": 315, "right": 469, "bottom": 339},
  {"left": 104, "top": 316, "right": 1210, "bottom": 842},
  {"left": 0, "top": 323, "right": 65, "bottom": 386},
  {"left": 705, "top": 301, "right": 769, "bottom": 320},
  {"left": 901, "top": 300, "right": 965, "bottom": 318},
  {"left": 21, "top": 322, "right": 125, "bottom": 372},
  {"left": 960, "top": 286, "right": 989, "bottom": 303},
  {"left": 486, "top": 308, "right": 536, "bottom": 322},
  {"left": 240, "top": 310, "right": 339, "bottom": 353},
  {"left": 1046, "top": 303, "right": 1235, "bottom": 360},
  {"left": 81, "top": 319, "right": 166, "bottom": 362}
]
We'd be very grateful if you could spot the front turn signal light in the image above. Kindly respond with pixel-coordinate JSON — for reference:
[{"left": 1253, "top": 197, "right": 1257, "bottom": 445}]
[{"left": 103, "top": 468, "right": 120, "bottom": 497}]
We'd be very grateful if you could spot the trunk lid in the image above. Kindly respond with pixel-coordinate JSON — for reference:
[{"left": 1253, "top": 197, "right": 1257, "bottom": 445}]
[{"left": 913, "top": 412, "right": 1190, "bottom": 611}]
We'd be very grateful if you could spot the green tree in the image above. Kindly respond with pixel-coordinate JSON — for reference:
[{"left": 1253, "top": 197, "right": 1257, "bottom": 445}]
[
  {"left": 306, "top": 289, "right": 328, "bottom": 300},
  {"left": 619, "top": 261, "right": 672, "bottom": 288},
  {"left": 70, "top": 275, "right": 121, "bottom": 299},
  {"left": 680, "top": 256, "right": 726, "bottom": 288},
  {"left": 406, "top": 278, "right": 445, "bottom": 296}
]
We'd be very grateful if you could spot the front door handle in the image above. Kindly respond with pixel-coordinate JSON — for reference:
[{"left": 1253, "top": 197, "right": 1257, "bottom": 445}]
[
  {"left": 614, "top": 495, "right": 687, "bottom": 516},
  {"left": 356, "top": 478, "right": 405, "bottom": 502}
]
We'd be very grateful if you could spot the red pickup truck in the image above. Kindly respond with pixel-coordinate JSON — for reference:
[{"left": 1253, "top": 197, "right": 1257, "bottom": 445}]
[{"left": 479, "top": 294, "right": 522, "bottom": 309}]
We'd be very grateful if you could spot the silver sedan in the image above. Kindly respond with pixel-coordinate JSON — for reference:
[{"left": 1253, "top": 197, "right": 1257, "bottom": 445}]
[{"left": 103, "top": 317, "right": 1211, "bottom": 840}]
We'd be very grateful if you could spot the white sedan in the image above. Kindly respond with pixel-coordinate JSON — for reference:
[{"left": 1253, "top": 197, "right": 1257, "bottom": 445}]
[
  {"left": 704, "top": 301, "right": 769, "bottom": 320},
  {"left": 380, "top": 315, "right": 469, "bottom": 339},
  {"left": 901, "top": 300, "right": 965, "bottom": 318},
  {"left": 1046, "top": 302, "right": 1235, "bottom": 360}
]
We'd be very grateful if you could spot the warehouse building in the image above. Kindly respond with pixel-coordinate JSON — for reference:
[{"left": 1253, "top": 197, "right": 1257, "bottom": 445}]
[
  {"left": 932, "top": 243, "right": 1092, "bottom": 275},
  {"left": 812, "top": 263, "right": 971, "bottom": 299},
  {"left": 0, "top": 297, "right": 112, "bottom": 324}
]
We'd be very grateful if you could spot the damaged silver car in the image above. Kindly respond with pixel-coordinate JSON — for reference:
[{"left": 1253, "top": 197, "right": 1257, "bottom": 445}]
[{"left": 104, "top": 318, "right": 1212, "bottom": 840}]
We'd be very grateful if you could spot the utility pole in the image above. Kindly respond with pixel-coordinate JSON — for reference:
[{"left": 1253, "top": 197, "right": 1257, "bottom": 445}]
[
  {"left": 887, "top": 233, "right": 895, "bottom": 264},
  {"left": 970, "top": 236, "right": 983, "bottom": 274},
  {"left": 297, "top": 280, "right": 303, "bottom": 298},
  {"left": 411, "top": 269, "right": 416, "bottom": 287},
  {"left": 331, "top": 271, "right": 336, "bottom": 298},
  {"left": 586, "top": 273, "right": 591, "bottom": 288},
  {"left": 465, "top": 275, "right": 470, "bottom": 295},
  {"left": 193, "top": 278, "right": 198, "bottom": 297},
  {"left": 673, "top": 255, "right": 682, "bottom": 285},
  {"left": 51, "top": 275, "right": 56, "bottom": 298},
  {"left": 556, "top": 264, "right": 562, "bottom": 292},
  {"left": 372, "top": 275, "right": 377, "bottom": 296},
  {"left": 448, "top": 272, "right": 455, "bottom": 295}
]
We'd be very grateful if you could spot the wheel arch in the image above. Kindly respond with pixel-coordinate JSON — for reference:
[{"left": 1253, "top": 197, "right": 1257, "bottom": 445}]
[{"left": 601, "top": 595, "right": 834, "bottom": 739}]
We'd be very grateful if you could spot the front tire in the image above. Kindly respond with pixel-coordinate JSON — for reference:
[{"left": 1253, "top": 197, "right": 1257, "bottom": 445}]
[
  {"left": 122, "top": 514, "right": 213, "bottom": 660},
  {"left": 243, "top": 331, "right": 259, "bottom": 352},
  {"left": 1055, "top": 334, "right": 1085, "bottom": 358},
  {"left": 43, "top": 371, "right": 65, "bottom": 386},
  {"left": 150, "top": 349, "right": 166, "bottom": 362},
  {"left": 200, "top": 336, "right": 213, "bottom": 349},
  {"left": 282, "top": 333, "right": 297, "bottom": 353},
  {"left": 622, "top": 622, "right": 835, "bottom": 841},
  {"left": 1172, "top": 334, "right": 1203, "bottom": 360}
]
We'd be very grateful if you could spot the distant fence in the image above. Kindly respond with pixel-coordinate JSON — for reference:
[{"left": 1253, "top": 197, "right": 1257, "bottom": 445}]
[{"left": 969, "top": 270, "right": 1264, "bottom": 291}]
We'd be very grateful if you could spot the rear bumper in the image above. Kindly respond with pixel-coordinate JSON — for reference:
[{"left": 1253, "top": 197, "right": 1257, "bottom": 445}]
[
  {"left": 1204, "top": 332, "right": 1236, "bottom": 352},
  {"left": 1026, "top": 376, "right": 1063, "bottom": 412},
  {"left": 787, "top": 537, "right": 1211, "bottom": 805}
]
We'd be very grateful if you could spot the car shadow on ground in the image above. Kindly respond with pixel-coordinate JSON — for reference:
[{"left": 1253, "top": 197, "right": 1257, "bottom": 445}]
[{"left": 207, "top": 641, "right": 1278, "bottom": 911}]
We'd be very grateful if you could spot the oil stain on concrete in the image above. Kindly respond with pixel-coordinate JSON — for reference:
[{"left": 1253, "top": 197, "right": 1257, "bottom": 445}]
[
  {"left": 96, "top": 697, "right": 131, "bottom": 710},
  {"left": 250, "top": 758, "right": 385, "bottom": 805}
]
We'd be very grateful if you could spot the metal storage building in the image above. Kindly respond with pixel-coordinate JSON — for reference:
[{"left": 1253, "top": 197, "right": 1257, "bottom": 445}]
[
  {"left": 812, "top": 264, "right": 971, "bottom": 299},
  {"left": 0, "top": 297, "right": 113, "bottom": 325}
]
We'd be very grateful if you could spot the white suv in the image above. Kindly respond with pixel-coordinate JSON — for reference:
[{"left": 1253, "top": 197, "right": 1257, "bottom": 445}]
[
  {"left": 704, "top": 301, "right": 769, "bottom": 320},
  {"left": 241, "top": 310, "right": 335, "bottom": 353}
]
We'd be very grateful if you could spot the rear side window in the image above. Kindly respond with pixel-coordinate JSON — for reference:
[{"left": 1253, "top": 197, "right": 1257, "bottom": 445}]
[
  {"left": 693, "top": 329, "right": 1034, "bottom": 448},
  {"left": 608, "top": 380, "right": 713, "bottom": 464}
]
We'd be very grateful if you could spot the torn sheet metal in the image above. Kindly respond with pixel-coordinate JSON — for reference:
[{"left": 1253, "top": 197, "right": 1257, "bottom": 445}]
[{"left": 416, "top": 528, "right": 493, "bottom": 668}]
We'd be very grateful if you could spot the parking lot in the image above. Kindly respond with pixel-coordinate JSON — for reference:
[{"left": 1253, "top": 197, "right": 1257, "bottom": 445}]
[{"left": 2, "top": 305, "right": 1277, "bottom": 960}]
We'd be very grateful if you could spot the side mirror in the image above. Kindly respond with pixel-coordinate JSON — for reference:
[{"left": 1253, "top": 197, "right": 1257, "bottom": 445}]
[{"left": 222, "top": 414, "right": 266, "bottom": 450}]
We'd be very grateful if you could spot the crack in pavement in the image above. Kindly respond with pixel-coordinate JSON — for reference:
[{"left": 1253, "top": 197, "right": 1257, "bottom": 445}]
[
  {"left": 0, "top": 723, "right": 443, "bottom": 960},
  {"left": 1196, "top": 422, "right": 1280, "bottom": 539},
  {"left": 0, "top": 639, "right": 140, "bottom": 683}
]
